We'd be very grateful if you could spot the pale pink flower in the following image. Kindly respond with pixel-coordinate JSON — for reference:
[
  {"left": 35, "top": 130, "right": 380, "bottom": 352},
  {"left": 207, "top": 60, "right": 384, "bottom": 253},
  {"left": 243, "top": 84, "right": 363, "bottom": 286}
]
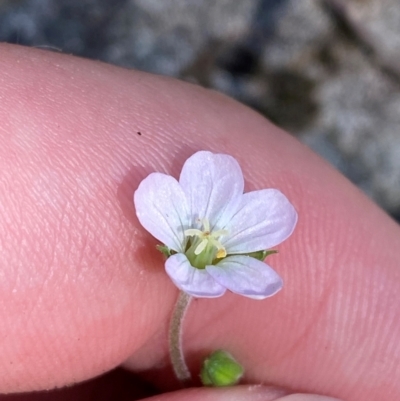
[{"left": 134, "top": 151, "right": 297, "bottom": 299}]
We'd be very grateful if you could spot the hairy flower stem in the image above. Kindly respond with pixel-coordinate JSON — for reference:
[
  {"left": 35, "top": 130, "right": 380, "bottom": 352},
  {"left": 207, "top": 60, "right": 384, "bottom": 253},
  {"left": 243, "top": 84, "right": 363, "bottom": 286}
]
[{"left": 169, "top": 291, "right": 193, "bottom": 384}]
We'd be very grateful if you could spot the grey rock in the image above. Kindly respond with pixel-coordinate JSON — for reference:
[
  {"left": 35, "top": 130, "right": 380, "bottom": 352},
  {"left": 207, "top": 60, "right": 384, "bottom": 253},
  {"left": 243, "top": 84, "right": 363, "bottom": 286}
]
[
  {"left": 105, "top": 0, "right": 258, "bottom": 75},
  {"left": 256, "top": 0, "right": 400, "bottom": 214}
]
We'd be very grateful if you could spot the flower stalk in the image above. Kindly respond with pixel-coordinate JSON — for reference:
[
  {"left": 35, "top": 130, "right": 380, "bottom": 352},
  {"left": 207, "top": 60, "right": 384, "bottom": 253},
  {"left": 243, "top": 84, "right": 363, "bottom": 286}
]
[{"left": 169, "top": 291, "right": 193, "bottom": 384}]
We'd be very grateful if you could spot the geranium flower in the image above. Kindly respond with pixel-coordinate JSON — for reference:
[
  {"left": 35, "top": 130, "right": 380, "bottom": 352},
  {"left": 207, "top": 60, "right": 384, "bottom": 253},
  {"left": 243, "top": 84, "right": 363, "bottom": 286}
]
[{"left": 134, "top": 151, "right": 297, "bottom": 299}]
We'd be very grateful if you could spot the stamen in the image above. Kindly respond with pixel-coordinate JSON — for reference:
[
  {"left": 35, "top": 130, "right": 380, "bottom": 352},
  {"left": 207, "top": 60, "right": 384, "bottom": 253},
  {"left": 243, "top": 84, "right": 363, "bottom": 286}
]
[
  {"left": 212, "top": 229, "right": 229, "bottom": 238},
  {"left": 203, "top": 218, "right": 210, "bottom": 233},
  {"left": 185, "top": 228, "right": 203, "bottom": 237},
  {"left": 194, "top": 238, "right": 208, "bottom": 255},
  {"left": 216, "top": 248, "right": 227, "bottom": 258},
  {"left": 210, "top": 238, "right": 227, "bottom": 259}
]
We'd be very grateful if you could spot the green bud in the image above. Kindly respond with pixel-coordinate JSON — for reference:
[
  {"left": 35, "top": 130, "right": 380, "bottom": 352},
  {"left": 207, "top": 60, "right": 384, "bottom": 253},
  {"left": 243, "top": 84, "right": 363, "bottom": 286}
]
[
  {"left": 247, "top": 249, "right": 278, "bottom": 261},
  {"left": 200, "top": 350, "right": 244, "bottom": 387}
]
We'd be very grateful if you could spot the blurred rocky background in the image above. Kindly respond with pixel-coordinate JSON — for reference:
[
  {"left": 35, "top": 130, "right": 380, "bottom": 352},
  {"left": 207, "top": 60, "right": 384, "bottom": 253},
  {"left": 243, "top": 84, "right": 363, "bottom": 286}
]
[{"left": 0, "top": 0, "right": 399, "bottom": 220}]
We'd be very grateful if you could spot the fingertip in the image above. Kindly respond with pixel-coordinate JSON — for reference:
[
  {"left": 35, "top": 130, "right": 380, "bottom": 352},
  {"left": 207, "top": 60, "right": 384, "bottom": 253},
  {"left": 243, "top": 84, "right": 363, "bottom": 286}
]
[
  {"left": 277, "top": 395, "right": 343, "bottom": 401},
  {"left": 143, "top": 385, "right": 287, "bottom": 401},
  {"left": 142, "top": 386, "right": 343, "bottom": 401}
]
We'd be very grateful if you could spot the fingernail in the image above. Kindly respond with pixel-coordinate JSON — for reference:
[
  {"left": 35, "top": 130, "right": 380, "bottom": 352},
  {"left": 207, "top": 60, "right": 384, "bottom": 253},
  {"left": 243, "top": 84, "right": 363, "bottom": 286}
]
[
  {"left": 175, "top": 384, "right": 287, "bottom": 401},
  {"left": 227, "top": 387, "right": 344, "bottom": 401},
  {"left": 149, "top": 386, "right": 344, "bottom": 401},
  {"left": 276, "top": 394, "right": 343, "bottom": 401}
]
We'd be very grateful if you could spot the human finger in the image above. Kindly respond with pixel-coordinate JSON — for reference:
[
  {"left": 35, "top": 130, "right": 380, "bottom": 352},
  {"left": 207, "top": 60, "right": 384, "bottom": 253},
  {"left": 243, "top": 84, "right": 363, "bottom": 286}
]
[{"left": 0, "top": 44, "right": 399, "bottom": 401}]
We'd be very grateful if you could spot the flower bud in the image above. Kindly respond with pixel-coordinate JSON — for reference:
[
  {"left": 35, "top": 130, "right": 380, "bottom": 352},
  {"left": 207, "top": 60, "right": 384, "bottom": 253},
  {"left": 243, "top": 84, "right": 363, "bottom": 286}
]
[{"left": 200, "top": 350, "right": 244, "bottom": 387}]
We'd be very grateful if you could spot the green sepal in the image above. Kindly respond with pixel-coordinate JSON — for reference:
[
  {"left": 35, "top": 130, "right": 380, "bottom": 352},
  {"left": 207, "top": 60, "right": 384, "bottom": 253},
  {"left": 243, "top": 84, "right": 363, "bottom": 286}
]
[
  {"left": 200, "top": 350, "right": 244, "bottom": 387},
  {"left": 156, "top": 245, "right": 173, "bottom": 258},
  {"left": 247, "top": 249, "right": 278, "bottom": 261}
]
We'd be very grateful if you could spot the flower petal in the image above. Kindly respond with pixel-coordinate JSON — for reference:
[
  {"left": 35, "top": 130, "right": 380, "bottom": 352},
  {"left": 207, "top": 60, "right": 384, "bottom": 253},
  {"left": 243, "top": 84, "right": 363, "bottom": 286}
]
[
  {"left": 179, "top": 151, "right": 244, "bottom": 230},
  {"left": 222, "top": 189, "right": 297, "bottom": 253},
  {"left": 206, "top": 255, "right": 283, "bottom": 299},
  {"left": 165, "top": 253, "right": 226, "bottom": 298},
  {"left": 134, "top": 173, "right": 189, "bottom": 252}
]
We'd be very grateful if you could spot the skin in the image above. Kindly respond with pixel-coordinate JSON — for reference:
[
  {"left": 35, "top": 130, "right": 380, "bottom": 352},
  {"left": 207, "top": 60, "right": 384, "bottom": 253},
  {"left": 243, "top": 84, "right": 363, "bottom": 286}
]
[{"left": 0, "top": 43, "right": 399, "bottom": 400}]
